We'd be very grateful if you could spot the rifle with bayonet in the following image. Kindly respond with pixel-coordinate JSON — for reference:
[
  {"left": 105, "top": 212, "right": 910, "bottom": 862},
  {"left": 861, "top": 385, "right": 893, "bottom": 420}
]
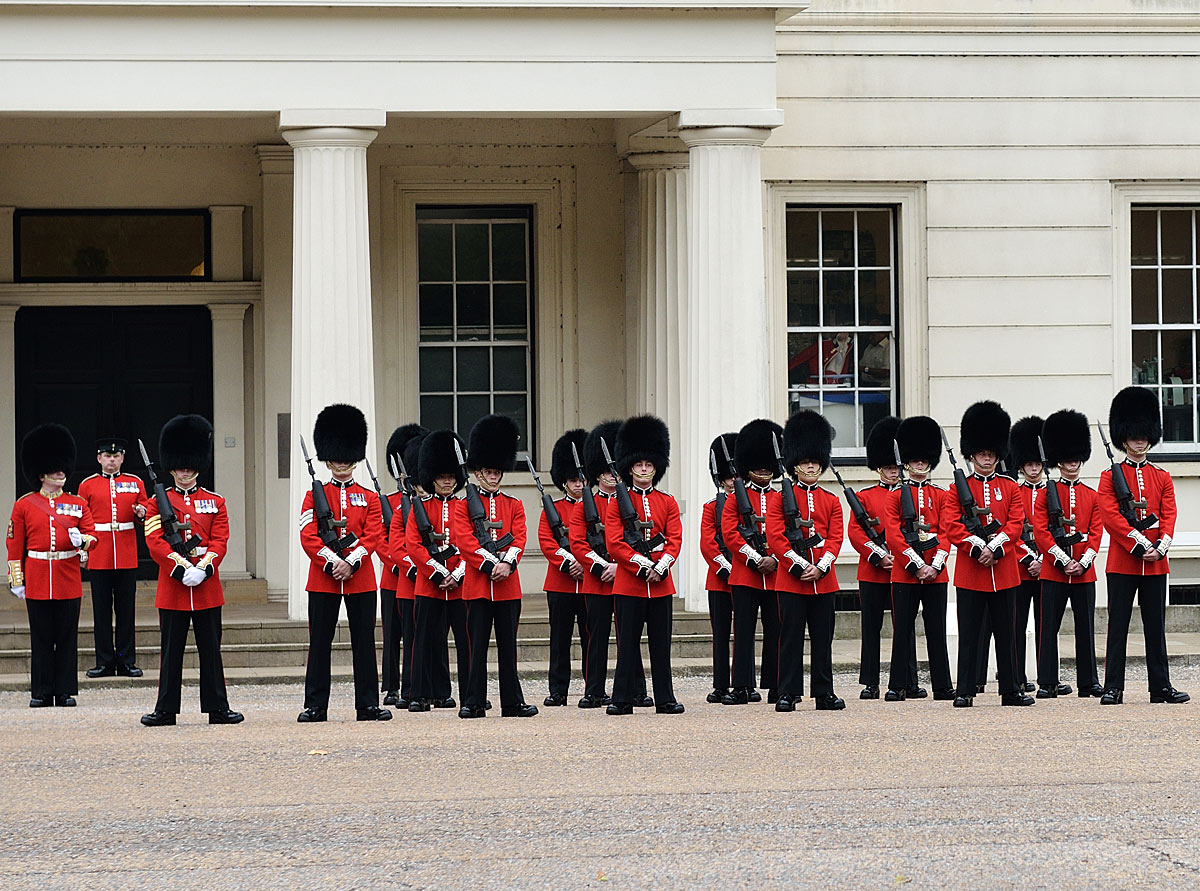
[
  {"left": 829, "top": 456, "right": 889, "bottom": 566},
  {"left": 941, "top": 426, "right": 1000, "bottom": 541},
  {"left": 394, "top": 455, "right": 457, "bottom": 564},
  {"left": 363, "top": 458, "right": 394, "bottom": 530},
  {"left": 299, "top": 435, "right": 358, "bottom": 567},
  {"left": 709, "top": 449, "right": 732, "bottom": 582},
  {"left": 527, "top": 457, "right": 576, "bottom": 574},
  {"left": 771, "top": 432, "right": 821, "bottom": 553},
  {"left": 1038, "top": 435, "right": 1083, "bottom": 554},
  {"left": 721, "top": 435, "right": 771, "bottom": 556},
  {"left": 386, "top": 454, "right": 411, "bottom": 528},
  {"left": 894, "top": 440, "right": 940, "bottom": 560},
  {"left": 138, "top": 438, "right": 203, "bottom": 559},
  {"left": 1097, "top": 422, "right": 1158, "bottom": 534},
  {"left": 573, "top": 442, "right": 610, "bottom": 577},
  {"left": 454, "top": 439, "right": 514, "bottom": 557},
  {"left": 600, "top": 437, "right": 666, "bottom": 577}
]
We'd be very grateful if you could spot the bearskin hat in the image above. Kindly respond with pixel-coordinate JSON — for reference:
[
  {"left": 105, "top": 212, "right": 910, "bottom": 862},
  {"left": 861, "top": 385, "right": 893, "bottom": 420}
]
[
  {"left": 1109, "top": 386, "right": 1161, "bottom": 450},
  {"left": 386, "top": 424, "right": 428, "bottom": 469},
  {"left": 466, "top": 414, "right": 520, "bottom": 472},
  {"left": 959, "top": 400, "right": 1010, "bottom": 459},
  {"left": 1042, "top": 409, "right": 1092, "bottom": 465},
  {"left": 1007, "top": 415, "right": 1045, "bottom": 468},
  {"left": 614, "top": 414, "right": 670, "bottom": 486},
  {"left": 550, "top": 428, "right": 588, "bottom": 491},
  {"left": 583, "top": 420, "right": 622, "bottom": 486},
  {"left": 866, "top": 416, "right": 902, "bottom": 471},
  {"left": 782, "top": 410, "right": 834, "bottom": 474},
  {"left": 95, "top": 436, "right": 127, "bottom": 455},
  {"left": 895, "top": 416, "right": 941, "bottom": 470},
  {"left": 709, "top": 432, "right": 738, "bottom": 485},
  {"left": 313, "top": 403, "right": 368, "bottom": 464},
  {"left": 735, "top": 419, "right": 784, "bottom": 479},
  {"left": 159, "top": 415, "right": 212, "bottom": 473},
  {"left": 417, "top": 429, "right": 466, "bottom": 494},
  {"left": 21, "top": 423, "right": 76, "bottom": 487}
]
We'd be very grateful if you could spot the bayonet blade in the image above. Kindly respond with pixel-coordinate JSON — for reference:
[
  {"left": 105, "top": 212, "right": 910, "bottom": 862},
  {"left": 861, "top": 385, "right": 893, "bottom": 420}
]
[
  {"left": 137, "top": 438, "right": 151, "bottom": 468},
  {"left": 388, "top": 454, "right": 401, "bottom": 482},
  {"left": 365, "top": 458, "right": 376, "bottom": 481},
  {"left": 710, "top": 449, "right": 719, "bottom": 479},
  {"left": 453, "top": 439, "right": 467, "bottom": 467},
  {"left": 771, "top": 432, "right": 783, "bottom": 463},
  {"left": 397, "top": 455, "right": 410, "bottom": 480},
  {"left": 720, "top": 434, "right": 735, "bottom": 464},
  {"left": 570, "top": 442, "right": 583, "bottom": 472},
  {"left": 600, "top": 437, "right": 614, "bottom": 466},
  {"left": 1037, "top": 435, "right": 1049, "bottom": 466},
  {"left": 299, "top": 435, "right": 311, "bottom": 463},
  {"left": 938, "top": 426, "right": 952, "bottom": 454},
  {"left": 893, "top": 439, "right": 904, "bottom": 469}
]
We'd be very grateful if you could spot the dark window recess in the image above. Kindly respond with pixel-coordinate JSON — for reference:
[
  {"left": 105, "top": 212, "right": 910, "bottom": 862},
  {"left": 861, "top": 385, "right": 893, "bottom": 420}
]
[{"left": 15, "top": 209, "right": 211, "bottom": 282}]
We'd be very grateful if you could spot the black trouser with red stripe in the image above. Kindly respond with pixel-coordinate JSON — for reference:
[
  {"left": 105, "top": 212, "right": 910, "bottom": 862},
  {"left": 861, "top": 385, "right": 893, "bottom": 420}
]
[
  {"left": 1104, "top": 573, "right": 1171, "bottom": 693},
  {"left": 957, "top": 587, "right": 1019, "bottom": 698},
  {"left": 731, "top": 585, "right": 780, "bottom": 692},
  {"left": 305, "top": 591, "right": 378, "bottom": 712},
  {"left": 1037, "top": 579, "right": 1099, "bottom": 690},
  {"left": 583, "top": 593, "right": 646, "bottom": 700},
  {"left": 778, "top": 590, "right": 835, "bottom": 699},
  {"left": 858, "top": 580, "right": 918, "bottom": 688},
  {"left": 546, "top": 589, "right": 589, "bottom": 698},
  {"left": 976, "top": 578, "right": 1040, "bottom": 688},
  {"left": 154, "top": 605, "right": 230, "bottom": 714},
  {"left": 380, "top": 587, "right": 402, "bottom": 694},
  {"left": 464, "top": 598, "right": 525, "bottom": 710},
  {"left": 708, "top": 589, "right": 733, "bottom": 692},
  {"left": 89, "top": 567, "right": 138, "bottom": 670},
  {"left": 397, "top": 596, "right": 416, "bottom": 702},
  {"left": 888, "top": 582, "right": 953, "bottom": 694},
  {"left": 612, "top": 594, "right": 674, "bottom": 706},
  {"left": 26, "top": 597, "right": 81, "bottom": 701}
]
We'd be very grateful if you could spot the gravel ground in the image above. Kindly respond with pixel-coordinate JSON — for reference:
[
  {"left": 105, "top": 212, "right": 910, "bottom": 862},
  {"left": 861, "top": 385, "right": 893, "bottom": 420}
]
[{"left": 3, "top": 665, "right": 1200, "bottom": 890}]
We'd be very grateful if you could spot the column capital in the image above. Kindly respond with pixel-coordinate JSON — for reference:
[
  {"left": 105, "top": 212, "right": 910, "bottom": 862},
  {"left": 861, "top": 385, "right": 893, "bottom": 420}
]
[
  {"left": 208, "top": 302, "right": 250, "bottom": 323},
  {"left": 625, "top": 151, "right": 690, "bottom": 172},
  {"left": 281, "top": 127, "right": 380, "bottom": 151},
  {"left": 671, "top": 108, "right": 784, "bottom": 148}
]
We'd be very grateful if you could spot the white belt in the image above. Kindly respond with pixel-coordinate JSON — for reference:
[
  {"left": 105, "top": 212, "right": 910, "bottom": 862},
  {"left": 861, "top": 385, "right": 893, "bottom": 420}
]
[
  {"left": 94, "top": 522, "right": 135, "bottom": 532},
  {"left": 27, "top": 549, "right": 80, "bottom": 561}
]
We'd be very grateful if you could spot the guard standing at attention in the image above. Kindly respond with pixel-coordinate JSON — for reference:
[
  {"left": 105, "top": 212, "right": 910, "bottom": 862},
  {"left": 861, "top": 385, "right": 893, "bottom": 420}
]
[{"left": 700, "top": 432, "right": 737, "bottom": 703}]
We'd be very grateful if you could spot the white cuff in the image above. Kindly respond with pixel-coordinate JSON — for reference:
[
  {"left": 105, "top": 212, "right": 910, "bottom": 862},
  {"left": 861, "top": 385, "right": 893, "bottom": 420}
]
[
  {"left": 586, "top": 551, "right": 611, "bottom": 569},
  {"left": 1157, "top": 534, "right": 1172, "bottom": 556},
  {"left": 1128, "top": 529, "right": 1154, "bottom": 551},
  {"left": 931, "top": 550, "right": 948, "bottom": 571},
  {"left": 785, "top": 549, "right": 813, "bottom": 572},
  {"left": 714, "top": 555, "right": 733, "bottom": 573},
  {"left": 988, "top": 532, "right": 1010, "bottom": 552},
  {"left": 450, "top": 564, "right": 466, "bottom": 583},
  {"left": 554, "top": 547, "right": 575, "bottom": 563},
  {"left": 738, "top": 543, "right": 764, "bottom": 565},
  {"left": 868, "top": 542, "right": 889, "bottom": 561},
  {"left": 965, "top": 535, "right": 988, "bottom": 552},
  {"left": 1080, "top": 548, "right": 1098, "bottom": 568},
  {"left": 425, "top": 559, "right": 448, "bottom": 579},
  {"left": 1048, "top": 545, "right": 1071, "bottom": 566},
  {"left": 816, "top": 552, "right": 835, "bottom": 573},
  {"left": 903, "top": 547, "right": 927, "bottom": 570},
  {"left": 503, "top": 546, "right": 522, "bottom": 564},
  {"left": 345, "top": 546, "right": 368, "bottom": 565},
  {"left": 653, "top": 555, "right": 674, "bottom": 575},
  {"left": 631, "top": 553, "right": 656, "bottom": 571},
  {"left": 318, "top": 546, "right": 339, "bottom": 564}
]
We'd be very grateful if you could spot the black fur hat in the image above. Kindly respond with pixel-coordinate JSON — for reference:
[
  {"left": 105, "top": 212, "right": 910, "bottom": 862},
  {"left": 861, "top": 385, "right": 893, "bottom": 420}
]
[
  {"left": 1007, "top": 415, "right": 1045, "bottom": 468},
  {"left": 1042, "top": 409, "right": 1092, "bottom": 465},
  {"left": 782, "top": 410, "right": 834, "bottom": 474},
  {"left": 895, "top": 416, "right": 942, "bottom": 470},
  {"left": 709, "top": 433, "right": 738, "bottom": 484},
  {"left": 1109, "top": 386, "right": 1161, "bottom": 450},
  {"left": 159, "top": 415, "right": 213, "bottom": 473},
  {"left": 401, "top": 432, "right": 427, "bottom": 486},
  {"left": 386, "top": 424, "right": 428, "bottom": 469},
  {"left": 614, "top": 414, "right": 670, "bottom": 486},
  {"left": 550, "top": 428, "right": 589, "bottom": 491},
  {"left": 735, "top": 419, "right": 784, "bottom": 479},
  {"left": 21, "top": 423, "right": 76, "bottom": 487},
  {"left": 466, "top": 414, "right": 520, "bottom": 472},
  {"left": 313, "top": 403, "right": 368, "bottom": 464},
  {"left": 583, "top": 420, "right": 622, "bottom": 486},
  {"left": 866, "top": 416, "right": 902, "bottom": 471},
  {"left": 959, "top": 400, "right": 1010, "bottom": 459},
  {"left": 417, "top": 429, "right": 466, "bottom": 494}
]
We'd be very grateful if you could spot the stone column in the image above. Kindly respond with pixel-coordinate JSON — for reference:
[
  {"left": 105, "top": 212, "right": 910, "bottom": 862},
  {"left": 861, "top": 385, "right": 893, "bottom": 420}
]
[
  {"left": 282, "top": 117, "right": 382, "bottom": 618},
  {"left": 209, "top": 302, "right": 250, "bottom": 576}
]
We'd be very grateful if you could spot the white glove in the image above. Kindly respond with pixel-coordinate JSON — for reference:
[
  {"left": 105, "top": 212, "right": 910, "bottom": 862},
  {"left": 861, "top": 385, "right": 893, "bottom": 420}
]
[
  {"left": 181, "top": 566, "right": 207, "bottom": 587},
  {"left": 68, "top": 527, "right": 83, "bottom": 548},
  {"left": 10, "top": 586, "right": 25, "bottom": 599}
]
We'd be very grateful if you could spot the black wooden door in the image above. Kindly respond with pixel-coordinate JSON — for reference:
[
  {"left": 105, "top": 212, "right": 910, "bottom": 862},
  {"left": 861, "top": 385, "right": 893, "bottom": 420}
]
[{"left": 14, "top": 305, "right": 214, "bottom": 578}]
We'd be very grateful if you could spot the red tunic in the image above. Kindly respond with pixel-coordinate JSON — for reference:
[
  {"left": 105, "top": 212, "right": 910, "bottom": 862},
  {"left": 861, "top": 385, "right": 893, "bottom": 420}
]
[
  {"left": 943, "top": 473, "right": 1025, "bottom": 592},
  {"left": 386, "top": 494, "right": 418, "bottom": 601},
  {"left": 604, "top": 487, "right": 683, "bottom": 599},
  {"left": 568, "top": 491, "right": 616, "bottom": 596},
  {"left": 455, "top": 490, "right": 526, "bottom": 602},
  {"left": 845, "top": 483, "right": 895, "bottom": 585},
  {"left": 699, "top": 495, "right": 732, "bottom": 594},
  {"left": 1032, "top": 479, "right": 1102, "bottom": 585},
  {"left": 720, "top": 483, "right": 779, "bottom": 591},
  {"left": 77, "top": 472, "right": 147, "bottom": 570},
  {"left": 7, "top": 492, "right": 96, "bottom": 600},
  {"left": 144, "top": 486, "right": 227, "bottom": 611},
  {"left": 882, "top": 481, "right": 952, "bottom": 585},
  {"left": 406, "top": 494, "right": 464, "bottom": 600},
  {"left": 540, "top": 496, "right": 582, "bottom": 594},
  {"left": 298, "top": 480, "right": 383, "bottom": 595},
  {"left": 766, "top": 483, "right": 844, "bottom": 596},
  {"left": 1098, "top": 460, "right": 1177, "bottom": 577},
  {"left": 1014, "top": 481, "right": 1044, "bottom": 582}
]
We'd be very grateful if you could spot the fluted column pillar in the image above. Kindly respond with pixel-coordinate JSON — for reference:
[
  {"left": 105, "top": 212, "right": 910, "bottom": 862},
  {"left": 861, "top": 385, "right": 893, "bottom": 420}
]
[
  {"left": 208, "top": 302, "right": 250, "bottom": 576},
  {"left": 281, "top": 122, "right": 380, "bottom": 618}
]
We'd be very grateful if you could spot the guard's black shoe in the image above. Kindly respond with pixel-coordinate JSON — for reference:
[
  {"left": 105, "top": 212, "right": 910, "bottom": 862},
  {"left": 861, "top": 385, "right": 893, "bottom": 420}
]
[
  {"left": 396, "top": 697, "right": 410, "bottom": 709},
  {"left": 383, "top": 691, "right": 399, "bottom": 706},
  {"left": 634, "top": 694, "right": 655, "bottom": 708},
  {"left": 357, "top": 706, "right": 393, "bottom": 721},
  {"left": 750, "top": 689, "right": 764, "bottom": 703},
  {"left": 1100, "top": 689, "right": 1123, "bottom": 705},
  {"left": 933, "top": 688, "right": 957, "bottom": 701},
  {"left": 1150, "top": 687, "right": 1190, "bottom": 704},
  {"left": 860, "top": 685, "right": 880, "bottom": 700},
  {"left": 1022, "top": 681, "right": 1036, "bottom": 693},
  {"left": 884, "top": 688, "right": 906, "bottom": 702},
  {"left": 485, "top": 700, "right": 493, "bottom": 711},
  {"left": 117, "top": 664, "right": 143, "bottom": 678},
  {"left": 433, "top": 697, "right": 456, "bottom": 709},
  {"left": 1001, "top": 692, "right": 1035, "bottom": 706},
  {"left": 1077, "top": 684, "right": 1104, "bottom": 698},
  {"left": 209, "top": 708, "right": 244, "bottom": 724},
  {"left": 765, "top": 689, "right": 777, "bottom": 704},
  {"left": 29, "top": 697, "right": 51, "bottom": 708},
  {"left": 655, "top": 701, "right": 685, "bottom": 715},
  {"left": 1055, "top": 683, "right": 1073, "bottom": 697},
  {"left": 458, "top": 705, "right": 486, "bottom": 719},
  {"left": 606, "top": 702, "right": 633, "bottom": 715},
  {"left": 543, "top": 693, "right": 567, "bottom": 707},
  {"left": 297, "top": 707, "right": 328, "bottom": 723},
  {"left": 722, "top": 687, "right": 749, "bottom": 706},
  {"left": 953, "top": 696, "right": 973, "bottom": 708},
  {"left": 577, "top": 694, "right": 607, "bottom": 709},
  {"left": 775, "top": 695, "right": 796, "bottom": 712},
  {"left": 86, "top": 665, "right": 116, "bottom": 679},
  {"left": 501, "top": 703, "right": 539, "bottom": 718},
  {"left": 141, "top": 710, "right": 176, "bottom": 726},
  {"left": 408, "top": 699, "right": 431, "bottom": 712},
  {"left": 56, "top": 695, "right": 77, "bottom": 707},
  {"left": 707, "top": 688, "right": 727, "bottom": 704},
  {"left": 906, "top": 686, "right": 928, "bottom": 699},
  {"left": 1036, "top": 686, "right": 1057, "bottom": 699},
  {"left": 815, "top": 693, "right": 846, "bottom": 711}
]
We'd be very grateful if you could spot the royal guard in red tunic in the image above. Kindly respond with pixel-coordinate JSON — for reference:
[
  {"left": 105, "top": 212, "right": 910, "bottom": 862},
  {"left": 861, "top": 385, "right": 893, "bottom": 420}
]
[
  {"left": 767, "top": 410, "right": 845, "bottom": 712},
  {"left": 847, "top": 416, "right": 918, "bottom": 700},
  {"left": 406, "top": 428, "right": 469, "bottom": 712},
  {"left": 605, "top": 414, "right": 685, "bottom": 715},
  {"left": 1032, "top": 409, "right": 1103, "bottom": 699},
  {"left": 881, "top": 416, "right": 955, "bottom": 702},
  {"left": 700, "top": 432, "right": 737, "bottom": 704},
  {"left": 1000, "top": 415, "right": 1046, "bottom": 694},
  {"left": 539, "top": 428, "right": 589, "bottom": 707},
  {"left": 380, "top": 423, "right": 427, "bottom": 708},
  {"left": 296, "top": 404, "right": 389, "bottom": 724},
  {"left": 7, "top": 424, "right": 96, "bottom": 708},
  {"left": 944, "top": 400, "right": 1034, "bottom": 707},
  {"left": 567, "top": 420, "right": 650, "bottom": 709},
  {"left": 720, "top": 418, "right": 783, "bottom": 706},
  {"left": 454, "top": 414, "right": 537, "bottom": 719},
  {"left": 140, "top": 415, "right": 242, "bottom": 726},
  {"left": 78, "top": 436, "right": 148, "bottom": 679},
  {"left": 1097, "top": 387, "right": 1188, "bottom": 705}
]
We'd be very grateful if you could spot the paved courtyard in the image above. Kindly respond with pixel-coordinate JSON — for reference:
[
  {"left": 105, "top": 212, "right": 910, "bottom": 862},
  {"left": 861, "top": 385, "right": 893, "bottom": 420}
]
[{"left": 3, "top": 665, "right": 1200, "bottom": 889}]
